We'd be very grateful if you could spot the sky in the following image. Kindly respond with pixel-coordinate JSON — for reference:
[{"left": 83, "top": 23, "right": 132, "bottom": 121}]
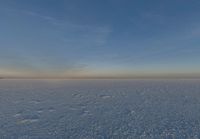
[{"left": 0, "top": 0, "right": 200, "bottom": 78}]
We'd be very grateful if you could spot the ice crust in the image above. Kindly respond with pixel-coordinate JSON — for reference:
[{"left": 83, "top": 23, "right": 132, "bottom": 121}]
[{"left": 0, "top": 79, "right": 200, "bottom": 139}]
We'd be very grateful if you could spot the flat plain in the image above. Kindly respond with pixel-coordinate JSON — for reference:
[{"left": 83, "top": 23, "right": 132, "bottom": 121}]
[{"left": 0, "top": 79, "right": 200, "bottom": 139}]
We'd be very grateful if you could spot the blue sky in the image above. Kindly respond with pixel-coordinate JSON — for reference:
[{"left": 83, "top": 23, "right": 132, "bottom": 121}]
[{"left": 0, "top": 0, "right": 200, "bottom": 78}]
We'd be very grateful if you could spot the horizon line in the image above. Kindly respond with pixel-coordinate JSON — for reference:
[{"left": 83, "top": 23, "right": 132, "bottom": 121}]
[{"left": 1, "top": 76, "right": 200, "bottom": 80}]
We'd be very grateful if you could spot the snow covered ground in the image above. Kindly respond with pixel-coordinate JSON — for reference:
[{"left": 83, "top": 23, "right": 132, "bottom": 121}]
[{"left": 0, "top": 79, "right": 200, "bottom": 139}]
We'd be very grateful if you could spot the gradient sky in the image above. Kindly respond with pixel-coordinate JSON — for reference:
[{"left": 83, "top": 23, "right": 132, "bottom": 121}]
[{"left": 0, "top": 0, "right": 200, "bottom": 78}]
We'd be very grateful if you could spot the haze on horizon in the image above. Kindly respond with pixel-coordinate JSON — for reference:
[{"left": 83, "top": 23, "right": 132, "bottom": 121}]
[{"left": 0, "top": 0, "right": 200, "bottom": 79}]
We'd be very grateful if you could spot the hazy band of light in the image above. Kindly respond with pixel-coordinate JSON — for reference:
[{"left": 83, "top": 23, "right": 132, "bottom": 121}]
[{"left": 0, "top": 68, "right": 200, "bottom": 79}]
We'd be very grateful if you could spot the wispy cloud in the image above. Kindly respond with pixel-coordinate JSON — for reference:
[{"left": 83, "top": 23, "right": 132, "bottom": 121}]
[
  {"left": 110, "top": 21, "right": 200, "bottom": 66},
  {"left": 21, "top": 10, "right": 112, "bottom": 47},
  {"left": 1, "top": 7, "right": 112, "bottom": 77}
]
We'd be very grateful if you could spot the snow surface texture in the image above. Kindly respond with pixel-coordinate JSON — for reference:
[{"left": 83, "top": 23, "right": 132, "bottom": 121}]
[{"left": 0, "top": 79, "right": 200, "bottom": 139}]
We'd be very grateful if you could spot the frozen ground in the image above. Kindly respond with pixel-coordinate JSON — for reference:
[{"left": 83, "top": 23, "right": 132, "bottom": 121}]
[{"left": 0, "top": 79, "right": 200, "bottom": 139}]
